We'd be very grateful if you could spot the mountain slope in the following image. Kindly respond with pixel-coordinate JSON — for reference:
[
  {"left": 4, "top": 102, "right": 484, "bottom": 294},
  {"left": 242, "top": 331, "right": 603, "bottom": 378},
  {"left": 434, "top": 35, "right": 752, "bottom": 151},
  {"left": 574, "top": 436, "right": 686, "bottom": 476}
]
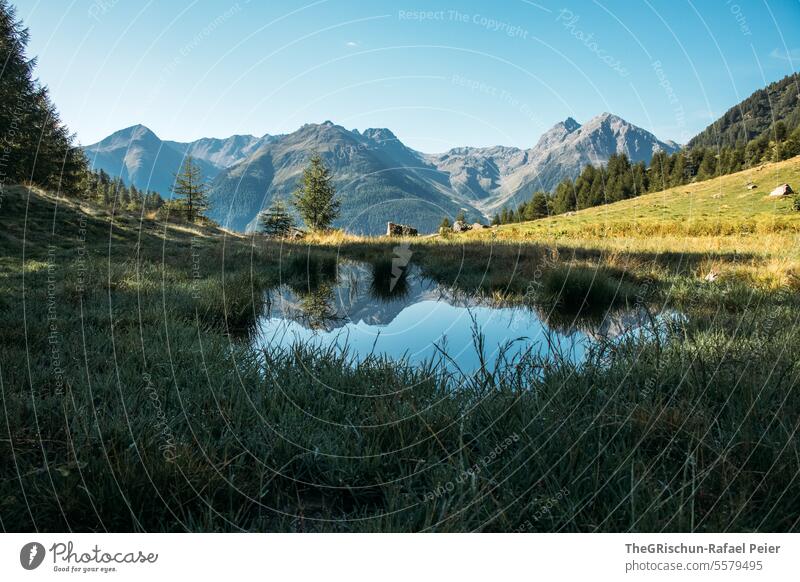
[
  {"left": 208, "top": 121, "right": 482, "bottom": 234},
  {"left": 425, "top": 113, "right": 679, "bottom": 213},
  {"left": 688, "top": 73, "right": 800, "bottom": 149},
  {"left": 83, "top": 126, "right": 271, "bottom": 196},
  {"left": 163, "top": 134, "right": 267, "bottom": 168},
  {"left": 83, "top": 125, "right": 222, "bottom": 195}
]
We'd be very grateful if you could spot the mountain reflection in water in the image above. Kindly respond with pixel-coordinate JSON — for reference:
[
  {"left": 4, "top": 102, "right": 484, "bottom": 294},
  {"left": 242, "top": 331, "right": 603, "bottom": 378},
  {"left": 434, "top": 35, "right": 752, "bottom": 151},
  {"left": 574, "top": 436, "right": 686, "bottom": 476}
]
[{"left": 252, "top": 259, "right": 673, "bottom": 373}]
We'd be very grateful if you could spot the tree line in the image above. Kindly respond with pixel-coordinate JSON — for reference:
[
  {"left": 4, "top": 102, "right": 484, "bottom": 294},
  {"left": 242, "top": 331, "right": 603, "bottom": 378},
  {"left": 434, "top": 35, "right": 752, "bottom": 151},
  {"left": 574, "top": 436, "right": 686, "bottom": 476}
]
[
  {"left": 492, "top": 121, "right": 800, "bottom": 225},
  {"left": 688, "top": 73, "right": 800, "bottom": 149},
  {"left": 0, "top": 1, "right": 84, "bottom": 195},
  {"left": 84, "top": 168, "right": 165, "bottom": 213}
]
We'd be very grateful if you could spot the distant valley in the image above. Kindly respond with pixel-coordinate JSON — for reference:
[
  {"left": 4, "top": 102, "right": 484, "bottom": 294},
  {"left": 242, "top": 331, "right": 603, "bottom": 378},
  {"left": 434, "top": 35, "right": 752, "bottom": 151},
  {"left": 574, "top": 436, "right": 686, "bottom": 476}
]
[{"left": 84, "top": 113, "right": 679, "bottom": 234}]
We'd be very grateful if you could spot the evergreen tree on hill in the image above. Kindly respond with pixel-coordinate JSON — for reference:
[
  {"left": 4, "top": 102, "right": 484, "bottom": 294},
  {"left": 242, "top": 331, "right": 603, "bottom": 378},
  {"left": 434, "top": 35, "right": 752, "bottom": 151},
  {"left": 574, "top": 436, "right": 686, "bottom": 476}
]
[
  {"left": 171, "top": 156, "right": 209, "bottom": 222},
  {"left": 0, "top": 1, "right": 86, "bottom": 194},
  {"left": 527, "top": 191, "right": 549, "bottom": 219},
  {"left": 292, "top": 153, "right": 340, "bottom": 231},
  {"left": 258, "top": 199, "right": 295, "bottom": 238}
]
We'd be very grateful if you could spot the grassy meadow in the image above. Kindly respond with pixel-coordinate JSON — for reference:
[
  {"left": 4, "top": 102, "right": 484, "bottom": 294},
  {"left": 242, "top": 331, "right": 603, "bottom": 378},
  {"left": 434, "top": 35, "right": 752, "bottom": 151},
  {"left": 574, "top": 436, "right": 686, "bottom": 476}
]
[
  {"left": 1, "top": 158, "right": 799, "bottom": 533},
  {"left": 464, "top": 156, "right": 800, "bottom": 290}
]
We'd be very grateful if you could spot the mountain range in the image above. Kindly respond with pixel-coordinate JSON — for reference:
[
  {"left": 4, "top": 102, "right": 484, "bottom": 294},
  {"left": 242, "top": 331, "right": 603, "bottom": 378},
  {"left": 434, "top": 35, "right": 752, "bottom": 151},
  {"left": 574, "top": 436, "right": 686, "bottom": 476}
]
[{"left": 83, "top": 113, "right": 679, "bottom": 234}]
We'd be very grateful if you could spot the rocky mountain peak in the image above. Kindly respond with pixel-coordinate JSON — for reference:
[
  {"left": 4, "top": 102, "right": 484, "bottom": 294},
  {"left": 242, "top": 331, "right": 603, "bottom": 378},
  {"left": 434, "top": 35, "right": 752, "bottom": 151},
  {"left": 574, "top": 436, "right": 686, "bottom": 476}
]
[
  {"left": 563, "top": 116, "right": 581, "bottom": 132},
  {"left": 362, "top": 127, "right": 398, "bottom": 145},
  {"left": 533, "top": 116, "right": 582, "bottom": 150},
  {"left": 95, "top": 124, "right": 160, "bottom": 150}
]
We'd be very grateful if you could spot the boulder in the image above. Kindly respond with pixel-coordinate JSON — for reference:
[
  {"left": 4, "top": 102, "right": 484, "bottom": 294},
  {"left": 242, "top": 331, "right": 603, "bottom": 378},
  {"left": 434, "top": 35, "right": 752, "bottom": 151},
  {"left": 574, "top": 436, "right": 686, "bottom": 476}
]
[
  {"left": 452, "top": 220, "right": 471, "bottom": 233},
  {"left": 472, "top": 222, "right": 488, "bottom": 230},
  {"left": 746, "top": 182, "right": 757, "bottom": 190},
  {"left": 386, "top": 222, "right": 418, "bottom": 236},
  {"left": 288, "top": 228, "right": 305, "bottom": 240},
  {"left": 769, "top": 183, "right": 793, "bottom": 197}
]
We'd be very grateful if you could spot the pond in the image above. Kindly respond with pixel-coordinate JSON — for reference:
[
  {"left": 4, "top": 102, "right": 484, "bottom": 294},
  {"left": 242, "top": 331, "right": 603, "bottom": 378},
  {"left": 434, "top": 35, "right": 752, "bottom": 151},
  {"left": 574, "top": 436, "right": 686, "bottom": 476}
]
[{"left": 251, "top": 259, "right": 672, "bottom": 374}]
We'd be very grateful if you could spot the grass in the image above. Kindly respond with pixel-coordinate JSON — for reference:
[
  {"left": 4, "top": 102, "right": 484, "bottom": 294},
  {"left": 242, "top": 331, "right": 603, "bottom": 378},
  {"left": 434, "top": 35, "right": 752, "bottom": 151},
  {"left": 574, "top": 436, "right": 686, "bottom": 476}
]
[
  {"left": 537, "top": 265, "right": 639, "bottom": 312},
  {"left": 460, "top": 155, "right": 800, "bottom": 290},
  {"left": 479, "top": 155, "right": 800, "bottom": 239},
  {"left": 1, "top": 182, "right": 799, "bottom": 532}
]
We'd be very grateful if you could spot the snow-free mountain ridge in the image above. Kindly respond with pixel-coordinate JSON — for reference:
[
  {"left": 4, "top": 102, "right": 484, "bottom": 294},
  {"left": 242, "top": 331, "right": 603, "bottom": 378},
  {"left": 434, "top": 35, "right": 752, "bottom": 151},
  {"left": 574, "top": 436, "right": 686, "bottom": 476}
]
[{"left": 84, "top": 114, "right": 679, "bottom": 234}]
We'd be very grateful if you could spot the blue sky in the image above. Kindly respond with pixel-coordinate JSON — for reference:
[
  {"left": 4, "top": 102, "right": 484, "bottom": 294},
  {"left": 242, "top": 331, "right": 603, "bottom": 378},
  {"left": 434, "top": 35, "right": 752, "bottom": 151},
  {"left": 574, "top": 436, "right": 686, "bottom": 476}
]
[{"left": 14, "top": 0, "right": 800, "bottom": 151}]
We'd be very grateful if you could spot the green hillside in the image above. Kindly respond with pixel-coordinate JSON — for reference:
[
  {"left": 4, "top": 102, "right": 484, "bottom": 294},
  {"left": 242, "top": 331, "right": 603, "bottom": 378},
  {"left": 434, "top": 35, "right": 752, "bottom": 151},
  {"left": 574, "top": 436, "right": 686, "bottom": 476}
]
[{"left": 475, "top": 155, "right": 800, "bottom": 245}]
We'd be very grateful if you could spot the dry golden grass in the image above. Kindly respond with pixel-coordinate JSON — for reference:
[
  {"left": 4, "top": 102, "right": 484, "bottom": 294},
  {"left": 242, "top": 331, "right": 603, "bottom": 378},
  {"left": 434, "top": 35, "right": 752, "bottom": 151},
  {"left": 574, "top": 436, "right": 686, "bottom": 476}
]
[{"left": 445, "top": 156, "right": 800, "bottom": 288}]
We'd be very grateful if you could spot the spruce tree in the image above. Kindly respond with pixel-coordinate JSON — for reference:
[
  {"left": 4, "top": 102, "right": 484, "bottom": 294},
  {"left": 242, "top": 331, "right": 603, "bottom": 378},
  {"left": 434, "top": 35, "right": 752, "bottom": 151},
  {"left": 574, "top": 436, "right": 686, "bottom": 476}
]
[
  {"left": 527, "top": 191, "right": 549, "bottom": 219},
  {"left": 0, "top": 1, "right": 86, "bottom": 194},
  {"left": 171, "top": 156, "right": 209, "bottom": 222},
  {"left": 292, "top": 153, "right": 340, "bottom": 231},
  {"left": 259, "top": 199, "right": 295, "bottom": 237},
  {"left": 697, "top": 150, "right": 717, "bottom": 180},
  {"left": 669, "top": 152, "right": 687, "bottom": 187},
  {"left": 551, "top": 181, "right": 576, "bottom": 215}
]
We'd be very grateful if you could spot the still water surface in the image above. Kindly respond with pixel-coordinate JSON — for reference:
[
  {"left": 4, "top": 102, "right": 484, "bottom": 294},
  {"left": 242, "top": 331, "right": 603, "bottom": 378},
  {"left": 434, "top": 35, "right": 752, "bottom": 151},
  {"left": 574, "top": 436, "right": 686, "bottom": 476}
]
[{"left": 252, "top": 260, "right": 666, "bottom": 373}]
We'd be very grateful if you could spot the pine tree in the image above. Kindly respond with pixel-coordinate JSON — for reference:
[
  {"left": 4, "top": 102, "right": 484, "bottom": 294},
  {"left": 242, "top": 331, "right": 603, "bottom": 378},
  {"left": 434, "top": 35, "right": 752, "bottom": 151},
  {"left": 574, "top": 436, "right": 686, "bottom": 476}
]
[
  {"left": 745, "top": 135, "right": 769, "bottom": 167},
  {"left": 259, "top": 199, "right": 295, "bottom": 237},
  {"left": 697, "top": 150, "right": 717, "bottom": 180},
  {"left": 0, "top": 1, "right": 87, "bottom": 194},
  {"left": 455, "top": 209, "right": 466, "bottom": 223},
  {"left": 647, "top": 150, "right": 672, "bottom": 192},
  {"left": 171, "top": 156, "right": 209, "bottom": 222},
  {"left": 784, "top": 126, "right": 800, "bottom": 160},
  {"left": 144, "top": 191, "right": 164, "bottom": 212},
  {"left": 669, "top": 152, "right": 687, "bottom": 187},
  {"left": 773, "top": 120, "right": 788, "bottom": 143},
  {"left": 292, "top": 153, "right": 340, "bottom": 231},
  {"left": 632, "top": 161, "right": 648, "bottom": 195},
  {"left": 439, "top": 216, "right": 451, "bottom": 229},
  {"left": 527, "top": 191, "right": 549, "bottom": 219}
]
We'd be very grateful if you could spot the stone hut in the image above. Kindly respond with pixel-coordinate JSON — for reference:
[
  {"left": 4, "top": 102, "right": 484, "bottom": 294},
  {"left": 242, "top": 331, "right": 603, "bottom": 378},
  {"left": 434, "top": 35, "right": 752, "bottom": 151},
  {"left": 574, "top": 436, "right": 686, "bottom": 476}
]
[
  {"left": 386, "top": 222, "right": 418, "bottom": 236},
  {"left": 451, "top": 220, "right": 471, "bottom": 233}
]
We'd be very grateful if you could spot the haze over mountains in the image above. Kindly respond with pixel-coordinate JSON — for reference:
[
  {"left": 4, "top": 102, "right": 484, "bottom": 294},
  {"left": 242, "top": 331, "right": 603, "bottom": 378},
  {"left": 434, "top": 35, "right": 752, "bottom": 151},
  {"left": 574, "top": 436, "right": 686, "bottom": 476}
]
[{"left": 84, "top": 113, "right": 679, "bottom": 234}]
